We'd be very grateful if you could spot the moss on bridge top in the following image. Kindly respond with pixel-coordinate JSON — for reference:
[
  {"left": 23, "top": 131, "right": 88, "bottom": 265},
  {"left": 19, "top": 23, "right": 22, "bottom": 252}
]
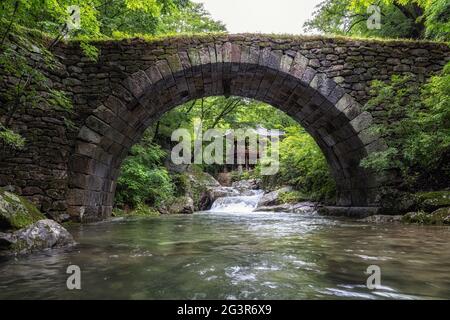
[
  {"left": 12, "top": 20, "right": 447, "bottom": 50},
  {"left": 73, "top": 32, "right": 449, "bottom": 48},
  {"left": 8, "top": 18, "right": 450, "bottom": 49}
]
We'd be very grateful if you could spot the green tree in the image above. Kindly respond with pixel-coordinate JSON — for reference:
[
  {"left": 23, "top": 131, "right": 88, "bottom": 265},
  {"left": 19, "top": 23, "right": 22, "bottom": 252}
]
[
  {"left": 116, "top": 132, "right": 174, "bottom": 208},
  {"left": 304, "top": 0, "right": 449, "bottom": 40},
  {"left": 0, "top": 0, "right": 225, "bottom": 148},
  {"left": 361, "top": 63, "right": 450, "bottom": 189},
  {"left": 258, "top": 126, "right": 336, "bottom": 202}
]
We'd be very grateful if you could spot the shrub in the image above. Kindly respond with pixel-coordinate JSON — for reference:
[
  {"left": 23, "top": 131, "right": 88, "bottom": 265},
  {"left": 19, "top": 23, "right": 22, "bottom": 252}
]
[
  {"left": 115, "top": 140, "right": 174, "bottom": 208},
  {"left": 361, "top": 63, "right": 450, "bottom": 190},
  {"left": 257, "top": 126, "right": 336, "bottom": 202}
]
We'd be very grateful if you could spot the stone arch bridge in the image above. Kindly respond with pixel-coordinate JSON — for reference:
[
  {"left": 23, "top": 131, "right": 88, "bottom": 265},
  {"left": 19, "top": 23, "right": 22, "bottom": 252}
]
[{"left": 0, "top": 34, "right": 448, "bottom": 222}]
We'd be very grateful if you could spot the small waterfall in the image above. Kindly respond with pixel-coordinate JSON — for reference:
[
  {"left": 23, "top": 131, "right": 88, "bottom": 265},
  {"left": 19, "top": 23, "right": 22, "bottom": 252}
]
[{"left": 210, "top": 189, "right": 264, "bottom": 213}]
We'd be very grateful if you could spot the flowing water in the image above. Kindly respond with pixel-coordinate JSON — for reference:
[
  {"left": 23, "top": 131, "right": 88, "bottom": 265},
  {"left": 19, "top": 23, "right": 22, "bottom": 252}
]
[
  {"left": 0, "top": 192, "right": 450, "bottom": 300},
  {"left": 210, "top": 190, "right": 264, "bottom": 213}
]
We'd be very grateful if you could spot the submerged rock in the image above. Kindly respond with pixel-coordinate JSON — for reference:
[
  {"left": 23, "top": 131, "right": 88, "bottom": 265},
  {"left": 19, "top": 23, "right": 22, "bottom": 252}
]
[
  {"left": 317, "top": 206, "right": 381, "bottom": 218},
  {"left": 359, "top": 215, "right": 403, "bottom": 223},
  {"left": 0, "top": 188, "right": 45, "bottom": 231},
  {"left": 0, "top": 219, "right": 75, "bottom": 255},
  {"left": 256, "top": 202, "right": 317, "bottom": 214}
]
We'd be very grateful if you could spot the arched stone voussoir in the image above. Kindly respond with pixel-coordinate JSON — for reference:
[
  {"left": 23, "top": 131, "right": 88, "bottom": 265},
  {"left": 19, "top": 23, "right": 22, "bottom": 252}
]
[
  {"left": 3, "top": 34, "right": 447, "bottom": 223},
  {"left": 165, "top": 53, "right": 185, "bottom": 75},
  {"left": 335, "top": 93, "right": 362, "bottom": 121},
  {"left": 349, "top": 111, "right": 373, "bottom": 134},
  {"left": 66, "top": 39, "right": 409, "bottom": 221},
  {"left": 310, "top": 73, "right": 337, "bottom": 99},
  {"left": 75, "top": 141, "right": 113, "bottom": 166},
  {"left": 122, "top": 70, "right": 152, "bottom": 99}
]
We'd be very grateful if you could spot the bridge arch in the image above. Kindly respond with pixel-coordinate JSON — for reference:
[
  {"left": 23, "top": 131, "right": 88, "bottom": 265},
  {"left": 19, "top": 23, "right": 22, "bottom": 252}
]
[{"left": 67, "top": 43, "right": 384, "bottom": 221}]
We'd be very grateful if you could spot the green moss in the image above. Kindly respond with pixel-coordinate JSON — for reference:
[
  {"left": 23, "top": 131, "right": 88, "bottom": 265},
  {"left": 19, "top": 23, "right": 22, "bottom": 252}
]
[
  {"left": 61, "top": 220, "right": 81, "bottom": 228},
  {"left": 6, "top": 21, "right": 448, "bottom": 49},
  {"left": 278, "top": 190, "right": 309, "bottom": 204},
  {"left": 69, "top": 32, "right": 448, "bottom": 47},
  {"left": 131, "top": 204, "right": 160, "bottom": 216},
  {"left": 172, "top": 173, "right": 190, "bottom": 197},
  {"left": 180, "top": 170, "right": 218, "bottom": 209},
  {"left": 0, "top": 188, "right": 45, "bottom": 230},
  {"left": 112, "top": 208, "right": 127, "bottom": 217},
  {"left": 10, "top": 239, "right": 28, "bottom": 253},
  {"left": 417, "top": 191, "right": 450, "bottom": 208},
  {"left": 402, "top": 207, "right": 450, "bottom": 225},
  {"left": 113, "top": 204, "right": 160, "bottom": 217}
]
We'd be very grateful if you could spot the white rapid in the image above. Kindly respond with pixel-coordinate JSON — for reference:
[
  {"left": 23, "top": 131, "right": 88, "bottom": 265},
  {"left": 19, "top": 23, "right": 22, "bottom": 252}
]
[{"left": 210, "top": 189, "right": 264, "bottom": 213}]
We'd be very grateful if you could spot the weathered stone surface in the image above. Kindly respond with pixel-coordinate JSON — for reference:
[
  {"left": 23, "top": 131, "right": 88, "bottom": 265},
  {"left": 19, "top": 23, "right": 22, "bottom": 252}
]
[
  {"left": 0, "top": 188, "right": 45, "bottom": 231},
  {"left": 1, "top": 34, "right": 448, "bottom": 222},
  {"left": 0, "top": 219, "right": 75, "bottom": 255},
  {"left": 359, "top": 215, "right": 403, "bottom": 223},
  {"left": 256, "top": 201, "right": 317, "bottom": 214},
  {"left": 257, "top": 186, "right": 293, "bottom": 207},
  {"left": 232, "top": 179, "right": 261, "bottom": 191},
  {"left": 159, "top": 196, "right": 194, "bottom": 215}
]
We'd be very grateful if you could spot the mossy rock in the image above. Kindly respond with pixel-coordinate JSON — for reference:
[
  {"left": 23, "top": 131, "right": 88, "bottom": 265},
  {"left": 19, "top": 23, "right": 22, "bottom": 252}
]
[
  {"left": 402, "top": 207, "right": 450, "bottom": 225},
  {"left": 181, "top": 171, "right": 220, "bottom": 210},
  {"left": 278, "top": 190, "right": 309, "bottom": 204},
  {"left": 0, "top": 188, "right": 45, "bottom": 231},
  {"left": 159, "top": 196, "right": 194, "bottom": 214},
  {"left": 0, "top": 219, "right": 75, "bottom": 255},
  {"left": 416, "top": 191, "right": 450, "bottom": 211}
]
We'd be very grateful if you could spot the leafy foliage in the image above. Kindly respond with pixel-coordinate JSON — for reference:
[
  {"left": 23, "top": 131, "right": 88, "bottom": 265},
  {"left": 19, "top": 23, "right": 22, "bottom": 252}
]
[
  {"left": 151, "top": 96, "right": 336, "bottom": 202},
  {"left": 0, "top": 0, "right": 225, "bottom": 40},
  {"left": 305, "top": 0, "right": 449, "bottom": 40},
  {"left": 0, "top": 0, "right": 224, "bottom": 148},
  {"left": 116, "top": 133, "right": 174, "bottom": 208},
  {"left": 0, "top": 21, "right": 72, "bottom": 148},
  {"left": 258, "top": 126, "right": 336, "bottom": 202},
  {"left": 361, "top": 63, "right": 450, "bottom": 189},
  {"left": 0, "top": 123, "right": 25, "bottom": 149}
]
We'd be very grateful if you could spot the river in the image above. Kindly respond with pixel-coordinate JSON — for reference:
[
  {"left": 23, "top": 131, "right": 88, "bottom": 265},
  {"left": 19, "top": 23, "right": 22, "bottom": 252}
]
[{"left": 0, "top": 207, "right": 449, "bottom": 299}]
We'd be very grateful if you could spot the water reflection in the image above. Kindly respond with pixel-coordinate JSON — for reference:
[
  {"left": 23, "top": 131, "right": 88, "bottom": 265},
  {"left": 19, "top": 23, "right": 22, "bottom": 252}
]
[{"left": 0, "top": 212, "right": 449, "bottom": 299}]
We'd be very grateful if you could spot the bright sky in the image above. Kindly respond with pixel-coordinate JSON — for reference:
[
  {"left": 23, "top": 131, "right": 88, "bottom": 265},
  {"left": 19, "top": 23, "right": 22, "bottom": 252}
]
[{"left": 191, "top": 0, "right": 323, "bottom": 34}]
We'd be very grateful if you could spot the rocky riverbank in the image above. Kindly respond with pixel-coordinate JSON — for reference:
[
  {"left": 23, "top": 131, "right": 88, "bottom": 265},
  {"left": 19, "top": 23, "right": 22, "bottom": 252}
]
[{"left": 0, "top": 188, "right": 75, "bottom": 256}]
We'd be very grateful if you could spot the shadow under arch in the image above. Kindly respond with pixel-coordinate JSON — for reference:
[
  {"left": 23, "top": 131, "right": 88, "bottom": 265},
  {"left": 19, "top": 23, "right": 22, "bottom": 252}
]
[{"left": 68, "top": 45, "right": 383, "bottom": 221}]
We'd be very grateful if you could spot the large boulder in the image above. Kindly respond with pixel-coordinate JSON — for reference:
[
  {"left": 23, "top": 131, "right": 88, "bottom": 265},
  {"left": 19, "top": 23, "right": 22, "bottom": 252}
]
[
  {"left": 0, "top": 188, "right": 45, "bottom": 231},
  {"left": 187, "top": 171, "right": 221, "bottom": 189},
  {"left": 209, "top": 187, "right": 240, "bottom": 199},
  {"left": 0, "top": 219, "right": 75, "bottom": 255},
  {"left": 182, "top": 171, "right": 221, "bottom": 211},
  {"left": 257, "top": 186, "right": 293, "bottom": 207},
  {"left": 217, "top": 172, "right": 232, "bottom": 186},
  {"left": 232, "top": 179, "right": 261, "bottom": 191},
  {"left": 159, "top": 196, "right": 195, "bottom": 214}
]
